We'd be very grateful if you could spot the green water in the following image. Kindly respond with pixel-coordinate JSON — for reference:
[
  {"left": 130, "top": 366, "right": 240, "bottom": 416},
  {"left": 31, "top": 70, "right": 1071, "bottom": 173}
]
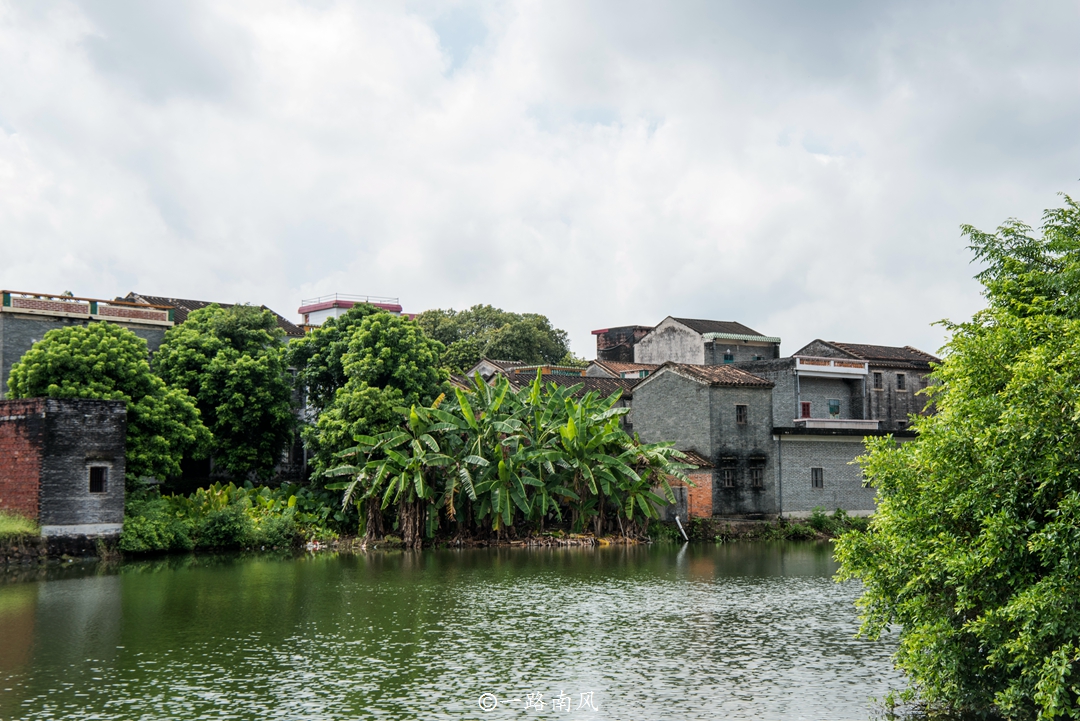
[{"left": 0, "top": 543, "right": 901, "bottom": 720}]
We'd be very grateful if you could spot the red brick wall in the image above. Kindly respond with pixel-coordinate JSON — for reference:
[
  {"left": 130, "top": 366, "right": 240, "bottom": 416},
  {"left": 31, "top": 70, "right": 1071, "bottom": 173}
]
[
  {"left": 687, "top": 470, "right": 713, "bottom": 518},
  {"left": 0, "top": 400, "right": 45, "bottom": 521}
]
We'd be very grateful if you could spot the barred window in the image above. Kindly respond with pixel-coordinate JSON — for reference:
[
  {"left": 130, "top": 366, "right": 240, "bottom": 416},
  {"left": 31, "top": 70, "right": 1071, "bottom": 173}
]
[
  {"left": 89, "top": 467, "right": 108, "bottom": 494},
  {"left": 720, "top": 456, "right": 737, "bottom": 488},
  {"left": 811, "top": 467, "right": 824, "bottom": 489},
  {"left": 828, "top": 399, "right": 841, "bottom": 418},
  {"left": 897, "top": 373, "right": 907, "bottom": 391},
  {"left": 735, "top": 404, "right": 748, "bottom": 424},
  {"left": 873, "top": 371, "right": 883, "bottom": 389},
  {"left": 749, "top": 457, "right": 766, "bottom": 488}
]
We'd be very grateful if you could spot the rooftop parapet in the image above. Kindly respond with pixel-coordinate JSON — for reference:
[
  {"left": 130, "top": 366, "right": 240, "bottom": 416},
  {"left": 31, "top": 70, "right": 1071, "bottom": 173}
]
[{"left": 1, "top": 290, "right": 174, "bottom": 326}]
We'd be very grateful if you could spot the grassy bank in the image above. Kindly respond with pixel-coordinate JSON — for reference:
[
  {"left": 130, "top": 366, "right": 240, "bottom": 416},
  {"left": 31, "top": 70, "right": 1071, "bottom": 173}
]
[{"left": 0, "top": 510, "right": 38, "bottom": 540}]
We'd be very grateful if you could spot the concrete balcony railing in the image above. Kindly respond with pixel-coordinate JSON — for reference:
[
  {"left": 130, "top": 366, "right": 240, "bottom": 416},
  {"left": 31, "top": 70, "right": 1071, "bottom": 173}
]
[
  {"left": 794, "top": 356, "right": 868, "bottom": 378},
  {"left": 1, "top": 291, "right": 174, "bottom": 326},
  {"left": 794, "top": 418, "right": 881, "bottom": 430}
]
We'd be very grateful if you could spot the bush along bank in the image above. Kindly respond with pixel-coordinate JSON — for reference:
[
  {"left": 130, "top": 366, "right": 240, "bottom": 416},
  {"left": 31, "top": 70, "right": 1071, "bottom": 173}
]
[
  {"left": 120, "top": 483, "right": 346, "bottom": 553},
  {"left": 648, "top": 508, "right": 870, "bottom": 543}
]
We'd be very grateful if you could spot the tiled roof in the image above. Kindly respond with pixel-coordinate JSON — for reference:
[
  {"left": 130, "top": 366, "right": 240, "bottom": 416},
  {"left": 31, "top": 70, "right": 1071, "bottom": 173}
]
[
  {"left": 675, "top": 450, "right": 713, "bottom": 468},
  {"left": 486, "top": 358, "right": 526, "bottom": 370},
  {"left": 663, "top": 362, "right": 774, "bottom": 388},
  {"left": 672, "top": 318, "right": 767, "bottom": 337},
  {"left": 504, "top": 373, "right": 639, "bottom": 399},
  {"left": 826, "top": 342, "right": 939, "bottom": 368},
  {"left": 591, "top": 360, "right": 659, "bottom": 374},
  {"left": 125, "top": 293, "right": 304, "bottom": 337}
]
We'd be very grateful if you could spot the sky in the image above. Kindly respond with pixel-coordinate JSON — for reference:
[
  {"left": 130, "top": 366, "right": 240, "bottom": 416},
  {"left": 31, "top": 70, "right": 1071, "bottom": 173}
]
[{"left": 1, "top": 1, "right": 1078, "bottom": 359}]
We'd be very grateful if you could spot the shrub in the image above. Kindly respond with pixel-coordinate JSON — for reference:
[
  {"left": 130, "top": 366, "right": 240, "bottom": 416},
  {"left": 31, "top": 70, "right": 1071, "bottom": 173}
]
[{"left": 0, "top": 510, "right": 38, "bottom": 540}]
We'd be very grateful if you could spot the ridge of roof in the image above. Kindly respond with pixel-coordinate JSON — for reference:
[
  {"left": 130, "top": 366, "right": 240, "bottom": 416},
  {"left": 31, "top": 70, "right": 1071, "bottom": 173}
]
[
  {"left": 670, "top": 317, "right": 767, "bottom": 337},
  {"left": 826, "top": 341, "right": 940, "bottom": 366},
  {"left": 503, "top": 374, "right": 638, "bottom": 399},
  {"left": 649, "top": 362, "right": 774, "bottom": 388},
  {"left": 590, "top": 360, "right": 659, "bottom": 373}
]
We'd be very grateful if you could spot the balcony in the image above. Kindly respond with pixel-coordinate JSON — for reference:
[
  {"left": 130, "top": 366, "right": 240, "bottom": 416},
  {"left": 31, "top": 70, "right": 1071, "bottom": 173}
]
[
  {"left": 794, "top": 418, "right": 880, "bottom": 431},
  {"left": 794, "top": 356, "right": 868, "bottom": 378}
]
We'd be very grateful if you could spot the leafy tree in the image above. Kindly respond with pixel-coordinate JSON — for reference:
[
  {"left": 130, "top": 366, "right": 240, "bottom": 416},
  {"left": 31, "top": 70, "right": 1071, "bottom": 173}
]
[
  {"left": 835, "top": 194, "right": 1080, "bottom": 720},
  {"left": 285, "top": 304, "right": 382, "bottom": 413},
  {"left": 328, "top": 373, "right": 688, "bottom": 548},
  {"left": 154, "top": 304, "right": 294, "bottom": 480},
  {"left": 6, "top": 323, "right": 210, "bottom": 487},
  {"left": 414, "top": 304, "right": 573, "bottom": 372},
  {"left": 304, "top": 313, "right": 448, "bottom": 476}
]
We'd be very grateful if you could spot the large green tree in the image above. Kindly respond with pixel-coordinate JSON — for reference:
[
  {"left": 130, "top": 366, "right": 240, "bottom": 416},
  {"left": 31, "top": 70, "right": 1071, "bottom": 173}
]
[
  {"left": 285, "top": 304, "right": 381, "bottom": 413},
  {"left": 6, "top": 323, "right": 210, "bottom": 486},
  {"left": 415, "top": 304, "right": 577, "bottom": 373},
  {"left": 154, "top": 304, "right": 294, "bottom": 480},
  {"left": 836, "top": 195, "right": 1080, "bottom": 720},
  {"left": 304, "top": 312, "right": 448, "bottom": 476}
]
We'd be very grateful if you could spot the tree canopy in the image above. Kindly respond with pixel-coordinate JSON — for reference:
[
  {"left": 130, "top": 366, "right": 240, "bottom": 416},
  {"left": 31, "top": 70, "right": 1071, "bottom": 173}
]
[
  {"left": 154, "top": 304, "right": 294, "bottom": 480},
  {"left": 414, "top": 305, "right": 577, "bottom": 373},
  {"left": 835, "top": 194, "right": 1080, "bottom": 720},
  {"left": 284, "top": 304, "right": 382, "bottom": 413},
  {"left": 301, "top": 312, "right": 448, "bottom": 476},
  {"left": 6, "top": 322, "right": 210, "bottom": 486}
]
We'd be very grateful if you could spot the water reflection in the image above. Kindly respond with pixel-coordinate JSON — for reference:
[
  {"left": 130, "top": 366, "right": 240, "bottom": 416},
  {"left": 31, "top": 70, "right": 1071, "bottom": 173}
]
[{"left": 0, "top": 543, "right": 900, "bottom": 720}]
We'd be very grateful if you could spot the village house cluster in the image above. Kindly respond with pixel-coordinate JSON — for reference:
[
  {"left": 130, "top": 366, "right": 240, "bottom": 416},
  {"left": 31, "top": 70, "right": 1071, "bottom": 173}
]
[
  {"left": 467, "top": 316, "right": 936, "bottom": 522},
  {"left": 0, "top": 288, "right": 936, "bottom": 542}
]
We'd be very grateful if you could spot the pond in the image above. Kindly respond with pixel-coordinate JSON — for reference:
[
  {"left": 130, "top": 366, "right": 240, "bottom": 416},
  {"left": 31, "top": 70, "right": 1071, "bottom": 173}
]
[{"left": 0, "top": 542, "right": 901, "bottom": 721}]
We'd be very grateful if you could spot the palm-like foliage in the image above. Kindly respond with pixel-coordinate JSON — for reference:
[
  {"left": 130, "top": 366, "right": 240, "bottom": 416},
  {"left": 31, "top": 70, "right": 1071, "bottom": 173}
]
[{"left": 327, "top": 372, "right": 691, "bottom": 547}]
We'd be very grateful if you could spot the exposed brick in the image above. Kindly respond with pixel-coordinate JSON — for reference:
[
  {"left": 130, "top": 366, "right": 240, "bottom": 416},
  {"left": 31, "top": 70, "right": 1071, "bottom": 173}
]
[{"left": 0, "top": 399, "right": 45, "bottom": 520}]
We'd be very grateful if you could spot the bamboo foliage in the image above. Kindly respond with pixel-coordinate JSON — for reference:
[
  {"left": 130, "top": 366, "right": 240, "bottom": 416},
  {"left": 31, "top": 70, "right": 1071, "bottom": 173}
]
[{"left": 326, "top": 372, "right": 689, "bottom": 547}]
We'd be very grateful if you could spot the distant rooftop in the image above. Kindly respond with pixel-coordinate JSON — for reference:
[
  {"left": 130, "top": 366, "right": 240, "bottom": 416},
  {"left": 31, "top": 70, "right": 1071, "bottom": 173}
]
[
  {"left": 125, "top": 293, "right": 304, "bottom": 337},
  {"left": 297, "top": 293, "right": 403, "bottom": 315}
]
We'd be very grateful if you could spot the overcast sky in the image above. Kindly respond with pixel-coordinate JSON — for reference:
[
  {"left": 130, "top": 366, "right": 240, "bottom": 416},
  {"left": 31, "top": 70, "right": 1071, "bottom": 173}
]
[{"left": 2, "top": 1, "right": 1078, "bottom": 359}]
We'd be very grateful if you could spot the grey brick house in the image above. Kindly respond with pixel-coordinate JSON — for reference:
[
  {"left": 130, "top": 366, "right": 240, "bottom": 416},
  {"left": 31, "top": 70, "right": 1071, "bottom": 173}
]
[
  {"left": 627, "top": 325, "right": 938, "bottom": 519},
  {"left": 633, "top": 317, "right": 782, "bottom": 366}
]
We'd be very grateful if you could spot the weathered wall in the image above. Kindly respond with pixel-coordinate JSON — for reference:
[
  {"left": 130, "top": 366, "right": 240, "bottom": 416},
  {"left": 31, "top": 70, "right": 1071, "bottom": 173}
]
[
  {"left": 634, "top": 319, "right": 704, "bottom": 365},
  {"left": 795, "top": 376, "right": 865, "bottom": 421},
  {"left": 595, "top": 326, "right": 652, "bottom": 363},
  {"left": 867, "top": 368, "right": 932, "bottom": 431},
  {"left": 703, "top": 340, "right": 780, "bottom": 364},
  {"left": 733, "top": 359, "right": 798, "bottom": 428},
  {"left": 777, "top": 436, "right": 875, "bottom": 515},
  {"left": 708, "top": 385, "right": 776, "bottom": 517},
  {"left": 0, "top": 399, "right": 45, "bottom": 520},
  {"left": 633, "top": 371, "right": 712, "bottom": 457},
  {"left": 0, "top": 313, "right": 166, "bottom": 398},
  {"left": 38, "top": 399, "right": 126, "bottom": 531}
]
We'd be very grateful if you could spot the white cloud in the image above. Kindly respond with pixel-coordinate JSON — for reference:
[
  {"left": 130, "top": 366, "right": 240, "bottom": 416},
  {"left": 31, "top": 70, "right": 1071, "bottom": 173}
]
[{"left": 1, "top": 0, "right": 1078, "bottom": 358}]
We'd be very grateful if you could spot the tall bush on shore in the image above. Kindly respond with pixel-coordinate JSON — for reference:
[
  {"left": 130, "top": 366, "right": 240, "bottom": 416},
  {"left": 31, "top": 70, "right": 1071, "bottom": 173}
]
[
  {"left": 328, "top": 373, "right": 688, "bottom": 548},
  {"left": 835, "top": 194, "right": 1080, "bottom": 719},
  {"left": 154, "top": 304, "right": 294, "bottom": 480},
  {"left": 6, "top": 323, "right": 210, "bottom": 487}
]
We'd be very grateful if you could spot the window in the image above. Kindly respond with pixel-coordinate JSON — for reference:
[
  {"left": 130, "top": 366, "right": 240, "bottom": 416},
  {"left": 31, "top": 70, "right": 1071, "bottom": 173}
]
[
  {"left": 89, "top": 467, "right": 108, "bottom": 494},
  {"left": 723, "top": 351, "right": 734, "bottom": 364},
  {"left": 897, "top": 373, "right": 907, "bottom": 391},
  {"left": 720, "top": 457, "right": 737, "bottom": 488},
  {"left": 811, "top": 467, "right": 824, "bottom": 489},
  {"left": 735, "top": 404, "right": 748, "bottom": 424},
  {"left": 896, "top": 420, "right": 907, "bottom": 430},
  {"left": 873, "top": 371, "right": 883, "bottom": 390},
  {"left": 827, "top": 399, "right": 841, "bottom": 418},
  {"left": 800, "top": 401, "right": 811, "bottom": 418},
  {"left": 749, "top": 457, "right": 766, "bottom": 488}
]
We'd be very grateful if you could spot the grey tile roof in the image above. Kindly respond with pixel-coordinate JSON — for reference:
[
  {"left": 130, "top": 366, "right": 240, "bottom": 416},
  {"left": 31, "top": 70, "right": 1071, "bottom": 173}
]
[
  {"left": 672, "top": 318, "right": 768, "bottom": 337},
  {"left": 663, "top": 362, "right": 774, "bottom": 388}
]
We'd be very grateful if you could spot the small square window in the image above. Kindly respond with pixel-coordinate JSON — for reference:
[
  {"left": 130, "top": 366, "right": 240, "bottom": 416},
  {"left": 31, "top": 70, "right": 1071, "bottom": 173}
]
[
  {"left": 723, "top": 352, "right": 734, "bottom": 364},
  {"left": 735, "top": 404, "right": 748, "bottom": 424},
  {"left": 872, "top": 372, "right": 883, "bottom": 390},
  {"left": 811, "top": 467, "right": 824, "bottom": 489},
  {"left": 897, "top": 373, "right": 907, "bottom": 391},
  {"left": 828, "top": 399, "right": 841, "bottom": 418},
  {"left": 89, "top": 467, "right": 108, "bottom": 494},
  {"left": 800, "top": 401, "right": 811, "bottom": 419}
]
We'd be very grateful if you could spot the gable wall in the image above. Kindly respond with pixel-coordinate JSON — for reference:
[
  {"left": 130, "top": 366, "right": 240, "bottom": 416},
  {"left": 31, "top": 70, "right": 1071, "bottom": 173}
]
[{"left": 634, "top": 319, "right": 704, "bottom": 365}]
